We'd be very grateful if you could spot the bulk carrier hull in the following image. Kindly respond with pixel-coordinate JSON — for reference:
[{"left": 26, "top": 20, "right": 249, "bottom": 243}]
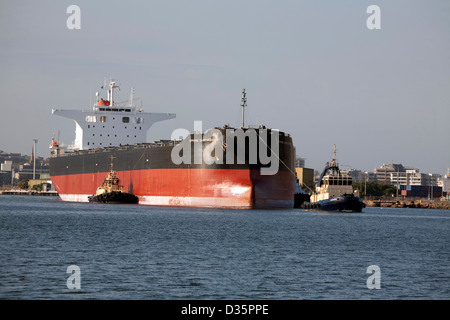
[
  {"left": 49, "top": 81, "right": 297, "bottom": 209},
  {"left": 49, "top": 128, "right": 296, "bottom": 209}
]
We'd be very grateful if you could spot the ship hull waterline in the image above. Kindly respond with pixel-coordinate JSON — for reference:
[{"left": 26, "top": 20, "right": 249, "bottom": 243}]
[{"left": 51, "top": 168, "right": 295, "bottom": 209}]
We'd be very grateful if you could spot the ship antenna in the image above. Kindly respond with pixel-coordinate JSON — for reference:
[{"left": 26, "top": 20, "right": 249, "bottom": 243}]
[
  {"left": 109, "top": 155, "right": 116, "bottom": 172},
  {"left": 108, "top": 78, "right": 119, "bottom": 106},
  {"left": 331, "top": 144, "right": 337, "bottom": 167},
  {"left": 129, "top": 87, "right": 135, "bottom": 107},
  {"left": 241, "top": 88, "right": 247, "bottom": 128},
  {"left": 331, "top": 144, "right": 336, "bottom": 166}
]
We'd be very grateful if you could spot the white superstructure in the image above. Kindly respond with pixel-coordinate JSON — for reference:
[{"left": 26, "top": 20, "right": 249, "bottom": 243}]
[
  {"left": 52, "top": 79, "right": 175, "bottom": 150},
  {"left": 310, "top": 171, "right": 354, "bottom": 202}
]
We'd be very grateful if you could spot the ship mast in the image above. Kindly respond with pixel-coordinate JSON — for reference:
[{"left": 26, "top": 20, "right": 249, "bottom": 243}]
[
  {"left": 129, "top": 87, "right": 135, "bottom": 107},
  {"left": 109, "top": 155, "right": 116, "bottom": 172},
  {"left": 241, "top": 88, "right": 247, "bottom": 128},
  {"left": 107, "top": 79, "right": 119, "bottom": 106},
  {"left": 331, "top": 144, "right": 337, "bottom": 167},
  {"left": 330, "top": 144, "right": 340, "bottom": 176}
]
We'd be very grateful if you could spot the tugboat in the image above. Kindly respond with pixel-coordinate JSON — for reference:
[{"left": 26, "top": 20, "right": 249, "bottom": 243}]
[
  {"left": 302, "top": 145, "right": 365, "bottom": 212},
  {"left": 88, "top": 156, "right": 138, "bottom": 204}
]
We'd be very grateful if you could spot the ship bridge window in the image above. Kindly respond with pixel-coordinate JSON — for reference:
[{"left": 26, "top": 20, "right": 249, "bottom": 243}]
[
  {"left": 86, "top": 116, "right": 97, "bottom": 122},
  {"left": 122, "top": 117, "right": 130, "bottom": 123},
  {"left": 132, "top": 117, "right": 144, "bottom": 124},
  {"left": 100, "top": 116, "right": 107, "bottom": 122}
]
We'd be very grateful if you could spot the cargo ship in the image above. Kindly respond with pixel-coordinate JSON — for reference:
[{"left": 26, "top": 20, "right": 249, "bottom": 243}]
[
  {"left": 302, "top": 145, "right": 365, "bottom": 212},
  {"left": 49, "top": 79, "right": 297, "bottom": 209}
]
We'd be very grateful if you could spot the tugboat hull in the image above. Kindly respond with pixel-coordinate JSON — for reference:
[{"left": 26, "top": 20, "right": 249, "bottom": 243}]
[
  {"left": 294, "top": 192, "right": 310, "bottom": 208},
  {"left": 88, "top": 191, "right": 139, "bottom": 204},
  {"left": 303, "top": 195, "right": 365, "bottom": 212}
]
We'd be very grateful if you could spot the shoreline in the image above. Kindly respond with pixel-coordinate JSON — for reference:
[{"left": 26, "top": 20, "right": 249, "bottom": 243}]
[
  {"left": 364, "top": 199, "right": 450, "bottom": 210},
  {"left": 0, "top": 190, "right": 59, "bottom": 196}
]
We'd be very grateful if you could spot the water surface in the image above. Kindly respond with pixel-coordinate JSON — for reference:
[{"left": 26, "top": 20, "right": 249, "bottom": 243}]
[{"left": 1, "top": 195, "right": 449, "bottom": 299}]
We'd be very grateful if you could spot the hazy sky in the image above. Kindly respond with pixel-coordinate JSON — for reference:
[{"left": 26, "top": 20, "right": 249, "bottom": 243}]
[{"left": 1, "top": 0, "right": 449, "bottom": 174}]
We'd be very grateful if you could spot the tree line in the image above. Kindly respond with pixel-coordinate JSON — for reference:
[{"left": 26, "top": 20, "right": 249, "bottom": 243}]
[{"left": 353, "top": 181, "right": 398, "bottom": 198}]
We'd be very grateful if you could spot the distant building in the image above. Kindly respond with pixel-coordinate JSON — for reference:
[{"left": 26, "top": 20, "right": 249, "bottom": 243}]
[
  {"left": 28, "top": 179, "right": 54, "bottom": 191},
  {"left": 400, "top": 185, "right": 442, "bottom": 199},
  {"left": 0, "top": 171, "right": 13, "bottom": 186},
  {"left": 371, "top": 163, "right": 446, "bottom": 198},
  {"left": 294, "top": 156, "right": 314, "bottom": 192},
  {"left": 1, "top": 160, "right": 12, "bottom": 171},
  {"left": 295, "top": 156, "right": 305, "bottom": 168},
  {"left": 341, "top": 169, "right": 376, "bottom": 183},
  {"left": 0, "top": 160, "right": 13, "bottom": 186},
  {"left": 374, "top": 163, "right": 407, "bottom": 184},
  {"left": 390, "top": 169, "right": 441, "bottom": 187},
  {"left": 295, "top": 167, "right": 315, "bottom": 193},
  {"left": 443, "top": 169, "right": 450, "bottom": 199},
  {"left": 0, "top": 152, "right": 50, "bottom": 185},
  {"left": 0, "top": 151, "right": 27, "bottom": 165},
  {"left": 14, "top": 163, "right": 49, "bottom": 181}
]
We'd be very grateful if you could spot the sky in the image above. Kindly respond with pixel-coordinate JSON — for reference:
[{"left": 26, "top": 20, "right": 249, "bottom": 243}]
[{"left": 1, "top": 0, "right": 449, "bottom": 175}]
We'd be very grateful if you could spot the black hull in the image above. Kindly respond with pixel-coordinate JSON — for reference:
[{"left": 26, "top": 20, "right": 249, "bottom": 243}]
[
  {"left": 294, "top": 193, "right": 310, "bottom": 208},
  {"left": 88, "top": 191, "right": 139, "bottom": 204},
  {"left": 303, "top": 195, "right": 366, "bottom": 212},
  {"left": 50, "top": 128, "right": 293, "bottom": 176}
]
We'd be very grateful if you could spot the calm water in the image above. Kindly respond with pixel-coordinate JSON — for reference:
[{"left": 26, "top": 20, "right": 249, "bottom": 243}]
[{"left": 0, "top": 195, "right": 449, "bottom": 300}]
